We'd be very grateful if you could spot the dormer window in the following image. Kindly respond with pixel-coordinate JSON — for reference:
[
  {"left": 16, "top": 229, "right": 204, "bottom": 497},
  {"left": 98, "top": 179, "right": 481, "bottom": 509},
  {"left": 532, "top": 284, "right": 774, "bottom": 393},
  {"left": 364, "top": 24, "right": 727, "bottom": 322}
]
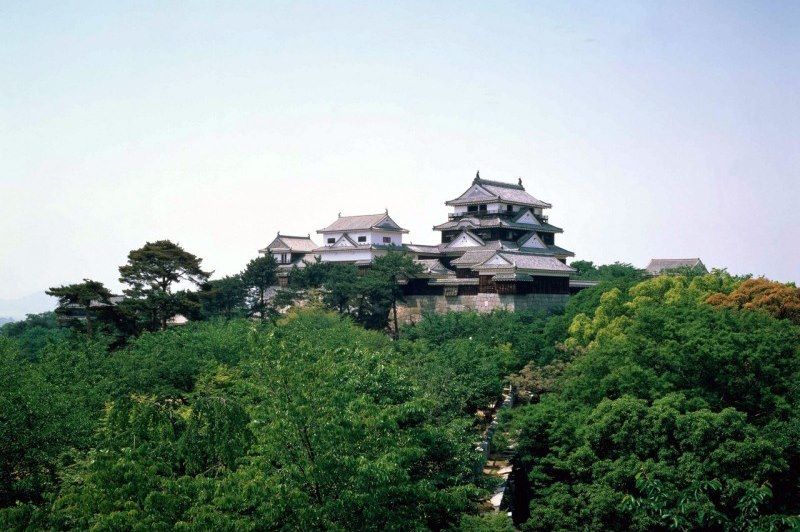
[
  {"left": 382, "top": 236, "right": 391, "bottom": 244},
  {"left": 357, "top": 236, "right": 367, "bottom": 243},
  {"left": 327, "top": 237, "right": 335, "bottom": 244}
]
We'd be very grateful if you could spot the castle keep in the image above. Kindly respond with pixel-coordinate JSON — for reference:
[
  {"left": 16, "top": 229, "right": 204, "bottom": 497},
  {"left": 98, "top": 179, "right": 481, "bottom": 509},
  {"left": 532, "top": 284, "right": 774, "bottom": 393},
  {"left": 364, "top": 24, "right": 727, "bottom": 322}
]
[{"left": 263, "top": 173, "right": 591, "bottom": 318}]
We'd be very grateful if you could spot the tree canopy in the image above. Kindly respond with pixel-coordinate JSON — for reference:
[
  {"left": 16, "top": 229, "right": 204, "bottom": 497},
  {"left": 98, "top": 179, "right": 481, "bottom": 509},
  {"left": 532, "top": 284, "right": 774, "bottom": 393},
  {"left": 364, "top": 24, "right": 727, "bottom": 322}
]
[{"left": 119, "top": 240, "right": 212, "bottom": 331}]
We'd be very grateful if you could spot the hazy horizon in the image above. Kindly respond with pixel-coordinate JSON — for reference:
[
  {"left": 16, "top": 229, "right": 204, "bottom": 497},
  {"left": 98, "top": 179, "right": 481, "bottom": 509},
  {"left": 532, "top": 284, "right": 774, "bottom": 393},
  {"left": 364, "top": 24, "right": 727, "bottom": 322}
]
[{"left": 2, "top": 1, "right": 799, "bottom": 306}]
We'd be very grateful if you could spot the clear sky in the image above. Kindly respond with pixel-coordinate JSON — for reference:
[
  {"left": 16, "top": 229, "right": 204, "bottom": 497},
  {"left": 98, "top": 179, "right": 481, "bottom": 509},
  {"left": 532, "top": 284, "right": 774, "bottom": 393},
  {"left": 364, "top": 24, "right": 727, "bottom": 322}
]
[{"left": 2, "top": 1, "right": 799, "bottom": 303}]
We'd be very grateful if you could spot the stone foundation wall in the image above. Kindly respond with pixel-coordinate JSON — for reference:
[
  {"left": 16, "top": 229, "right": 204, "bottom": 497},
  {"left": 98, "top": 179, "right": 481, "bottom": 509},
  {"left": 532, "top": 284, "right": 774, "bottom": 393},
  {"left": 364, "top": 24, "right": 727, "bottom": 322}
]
[{"left": 396, "top": 293, "right": 569, "bottom": 324}]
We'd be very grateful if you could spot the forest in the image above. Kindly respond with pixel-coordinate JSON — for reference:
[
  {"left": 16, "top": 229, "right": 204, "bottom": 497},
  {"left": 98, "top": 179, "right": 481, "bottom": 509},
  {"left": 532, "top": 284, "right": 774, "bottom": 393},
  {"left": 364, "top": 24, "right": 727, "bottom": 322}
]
[{"left": 1, "top": 244, "right": 799, "bottom": 530}]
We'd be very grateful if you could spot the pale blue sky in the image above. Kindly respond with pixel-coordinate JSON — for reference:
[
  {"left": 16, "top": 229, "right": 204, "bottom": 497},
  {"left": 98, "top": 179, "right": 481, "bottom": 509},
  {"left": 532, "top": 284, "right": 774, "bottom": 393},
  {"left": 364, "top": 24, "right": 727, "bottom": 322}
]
[{"left": 1, "top": 1, "right": 799, "bottom": 304}]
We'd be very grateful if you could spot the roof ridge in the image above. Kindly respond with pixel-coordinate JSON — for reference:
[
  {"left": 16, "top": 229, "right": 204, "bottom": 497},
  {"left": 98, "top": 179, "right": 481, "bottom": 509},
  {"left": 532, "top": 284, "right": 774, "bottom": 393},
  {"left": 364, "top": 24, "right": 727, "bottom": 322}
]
[
  {"left": 338, "top": 211, "right": 389, "bottom": 219},
  {"left": 476, "top": 177, "right": 525, "bottom": 190}
]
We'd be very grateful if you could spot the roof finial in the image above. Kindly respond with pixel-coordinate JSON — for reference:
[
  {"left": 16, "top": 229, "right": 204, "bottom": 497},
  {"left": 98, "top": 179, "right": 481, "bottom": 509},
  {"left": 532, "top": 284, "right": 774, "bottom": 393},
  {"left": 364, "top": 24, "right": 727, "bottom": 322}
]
[
  {"left": 277, "top": 230, "right": 281, "bottom": 236},
  {"left": 473, "top": 170, "right": 480, "bottom": 184},
  {"left": 338, "top": 211, "right": 341, "bottom": 218},
  {"left": 385, "top": 207, "right": 388, "bottom": 214},
  {"left": 518, "top": 177, "right": 523, "bottom": 186}
]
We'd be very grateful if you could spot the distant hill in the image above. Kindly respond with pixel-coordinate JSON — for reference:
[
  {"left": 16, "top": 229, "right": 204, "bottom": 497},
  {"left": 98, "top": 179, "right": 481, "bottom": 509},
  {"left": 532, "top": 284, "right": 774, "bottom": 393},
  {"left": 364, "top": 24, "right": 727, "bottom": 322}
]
[
  {"left": 0, "top": 316, "right": 14, "bottom": 326},
  {"left": 0, "top": 292, "right": 56, "bottom": 320}
]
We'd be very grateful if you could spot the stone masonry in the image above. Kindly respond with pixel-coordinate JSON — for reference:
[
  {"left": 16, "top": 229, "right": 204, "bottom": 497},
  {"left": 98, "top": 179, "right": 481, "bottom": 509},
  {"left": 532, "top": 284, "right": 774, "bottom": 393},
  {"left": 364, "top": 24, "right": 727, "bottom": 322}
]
[{"left": 396, "top": 293, "right": 569, "bottom": 324}]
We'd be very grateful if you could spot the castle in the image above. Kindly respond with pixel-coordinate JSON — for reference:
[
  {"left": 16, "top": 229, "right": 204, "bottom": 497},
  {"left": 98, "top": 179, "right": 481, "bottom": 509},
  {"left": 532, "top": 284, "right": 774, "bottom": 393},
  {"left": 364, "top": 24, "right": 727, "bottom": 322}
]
[{"left": 261, "top": 173, "right": 593, "bottom": 318}]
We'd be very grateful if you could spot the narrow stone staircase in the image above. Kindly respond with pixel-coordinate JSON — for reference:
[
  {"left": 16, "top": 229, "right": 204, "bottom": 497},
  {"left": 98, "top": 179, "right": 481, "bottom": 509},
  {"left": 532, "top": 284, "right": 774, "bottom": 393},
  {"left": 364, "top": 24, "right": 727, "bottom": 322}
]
[{"left": 476, "top": 386, "right": 516, "bottom": 514}]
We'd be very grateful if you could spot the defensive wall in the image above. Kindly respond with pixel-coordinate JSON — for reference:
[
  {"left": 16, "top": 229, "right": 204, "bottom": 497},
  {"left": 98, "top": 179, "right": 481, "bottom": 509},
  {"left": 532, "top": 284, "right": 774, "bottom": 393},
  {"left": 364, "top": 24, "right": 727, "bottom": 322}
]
[{"left": 395, "top": 293, "right": 569, "bottom": 324}]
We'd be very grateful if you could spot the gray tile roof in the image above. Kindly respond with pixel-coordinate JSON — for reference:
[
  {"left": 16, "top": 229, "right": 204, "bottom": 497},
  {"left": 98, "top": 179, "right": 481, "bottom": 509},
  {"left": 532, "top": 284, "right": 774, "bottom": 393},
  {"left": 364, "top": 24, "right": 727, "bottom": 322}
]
[
  {"left": 450, "top": 249, "right": 499, "bottom": 266},
  {"left": 404, "top": 243, "right": 442, "bottom": 254},
  {"left": 414, "top": 258, "right": 454, "bottom": 276},
  {"left": 260, "top": 233, "right": 318, "bottom": 253},
  {"left": 477, "top": 252, "right": 575, "bottom": 273},
  {"left": 433, "top": 215, "right": 562, "bottom": 233},
  {"left": 646, "top": 258, "right": 706, "bottom": 274},
  {"left": 492, "top": 272, "right": 535, "bottom": 282},
  {"left": 317, "top": 212, "right": 408, "bottom": 233},
  {"left": 445, "top": 177, "right": 552, "bottom": 209},
  {"left": 518, "top": 242, "right": 575, "bottom": 258}
]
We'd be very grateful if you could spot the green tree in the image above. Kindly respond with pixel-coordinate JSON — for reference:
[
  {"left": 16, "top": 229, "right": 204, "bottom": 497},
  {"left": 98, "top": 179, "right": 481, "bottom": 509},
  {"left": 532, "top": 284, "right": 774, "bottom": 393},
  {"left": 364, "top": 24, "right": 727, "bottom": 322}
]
[
  {"left": 240, "top": 255, "right": 278, "bottom": 322},
  {"left": 510, "top": 273, "right": 800, "bottom": 530},
  {"left": 119, "top": 240, "right": 211, "bottom": 330},
  {"left": 200, "top": 275, "right": 247, "bottom": 319},
  {"left": 46, "top": 279, "right": 113, "bottom": 337},
  {"left": 357, "top": 251, "right": 423, "bottom": 336}
]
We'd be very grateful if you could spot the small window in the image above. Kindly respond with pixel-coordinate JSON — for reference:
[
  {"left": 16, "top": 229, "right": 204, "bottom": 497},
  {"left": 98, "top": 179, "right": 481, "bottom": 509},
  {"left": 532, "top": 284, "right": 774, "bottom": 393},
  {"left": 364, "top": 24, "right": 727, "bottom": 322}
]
[
  {"left": 327, "top": 237, "right": 335, "bottom": 244},
  {"left": 467, "top": 205, "right": 478, "bottom": 212},
  {"left": 507, "top": 205, "right": 513, "bottom": 212},
  {"left": 358, "top": 236, "right": 367, "bottom": 243},
  {"left": 382, "top": 236, "right": 391, "bottom": 244},
  {"left": 479, "top": 204, "right": 487, "bottom": 211}
]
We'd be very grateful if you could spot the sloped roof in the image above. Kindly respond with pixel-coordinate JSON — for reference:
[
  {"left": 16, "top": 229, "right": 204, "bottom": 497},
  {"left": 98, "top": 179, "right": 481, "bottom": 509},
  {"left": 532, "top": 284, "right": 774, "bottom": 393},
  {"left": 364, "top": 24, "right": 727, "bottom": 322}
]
[
  {"left": 260, "top": 233, "right": 318, "bottom": 254},
  {"left": 518, "top": 232, "right": 547, "bottom": 249},
  {"left": 404, "top": 243, "right": 442, "bottom": 254},
  {"left": 414, "top": 258, "right": 454, "bottom": 277},
  {"left": 445, "top": 176, "right": 552, "bottom": 209},
  {"left": 646, "top": 258, "right": 706, "bottom": 275},
  {"left": 433, "top": 215, "right": 562, "bottom": 233},
  {"left": 492, "top": 272, "right": 535, "bottom": 282},
  {"left": 277, "top": 255, "right": 320, "bottom": 270},
  {"left": 451, "top": 249, "right": 499, "bottom": 267},
  {"left": 317, "top": 212, "right": 408, "bottom": 233},
  {"left": 444, "top": 229, "right": 485, "bottom": 249},
  {"left": 444, "top": 239, "right": 573, "bottom": 261},
  {"left": 475, "top": 252, "right": 575, "bottom": 273}
]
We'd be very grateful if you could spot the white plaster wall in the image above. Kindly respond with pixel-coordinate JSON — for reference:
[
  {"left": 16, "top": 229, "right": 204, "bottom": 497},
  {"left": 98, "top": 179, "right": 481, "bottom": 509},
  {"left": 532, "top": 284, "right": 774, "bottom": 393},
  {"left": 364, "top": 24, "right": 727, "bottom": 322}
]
[
  {"left": 320, "top": 230, "right": 403, "bottom": 247},
  {"left": 370, "top": 231, "right": 403, "bottom": 245},
  {"left": 318, "top": 249, "right": 377, "bottom": 262}
]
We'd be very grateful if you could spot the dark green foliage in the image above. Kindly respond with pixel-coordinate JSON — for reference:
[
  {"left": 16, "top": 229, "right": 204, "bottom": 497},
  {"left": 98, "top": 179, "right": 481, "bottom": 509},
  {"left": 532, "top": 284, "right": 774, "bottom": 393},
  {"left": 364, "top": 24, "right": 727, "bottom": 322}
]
[
  {"left": 240, "top": 255, "right": 278, "bottom": 321},
  {"left": 0, "top": 311, "right": 67, "bottom": 361},
  {"left": 288, "top": 251, "right": 423, "bottom": 333},
  {"left": 569, "top": 260, "right": 646, "bottom": 283},
  {"left": 46, "top": 279, "right": 113, "bottom": 336},
  {"left": 0, "top": 335, "right": 110, "bottom": 507},
  {"left": 106, "top": 319, "right": 255, "bottom": 397},
  {"left": 289, "top": 258, "right": 360, "bottom": 313},
  {"left": 1, "top": 309, "right": 512, "bottom": 530},
  {"left": 403, "top": 310, "right": 553, "bottom": 367},
  {"left": 511, "top": 273, "right": 800, "bottom": 530},
  {"left": 4, "top": 261, "right": 800, "bottom": 531},
  {"left": 119, "top": 240, "right": 212, "bottom": 331},
  {"left": 199, "top": 275, "right": 247, "bottom": 319}
]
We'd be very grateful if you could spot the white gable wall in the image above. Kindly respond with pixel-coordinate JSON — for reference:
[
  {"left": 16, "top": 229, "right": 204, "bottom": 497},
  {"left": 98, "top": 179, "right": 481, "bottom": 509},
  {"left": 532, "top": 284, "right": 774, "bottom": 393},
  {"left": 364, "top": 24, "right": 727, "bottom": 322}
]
[
  {"left": 448, "top": 232, "right": 483, "bottom": 248},
  {"left": 515, "top": 210, "right": 540, "bottom": 225},
  {"left": 482, "top": 254, "right": 513, "bottom": 267}
]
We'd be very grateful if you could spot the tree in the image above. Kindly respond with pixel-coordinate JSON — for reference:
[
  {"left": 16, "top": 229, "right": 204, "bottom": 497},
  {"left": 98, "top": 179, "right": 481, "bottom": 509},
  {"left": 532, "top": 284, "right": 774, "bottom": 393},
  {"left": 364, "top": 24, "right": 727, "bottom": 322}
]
[
  {"left": 46, "top": 279, "right": 112, "bottom": 336},
  {"left": 509, "top": 273, "right": 800, "bottom": 529},
  {"left": 357, "top": 251, "right": 423, "bottom": 336},
  {"left": 707, "top": 277, "right": 800, "bottom": 324},
  {"left": 200, "top": 275, "right": 247, "bottom": 319},
  {"left": 118, "top": 240, "right": 211, "bottom": 330},
  {"left": 241, "top": 255, "right": 278, "bottom": 322}
]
